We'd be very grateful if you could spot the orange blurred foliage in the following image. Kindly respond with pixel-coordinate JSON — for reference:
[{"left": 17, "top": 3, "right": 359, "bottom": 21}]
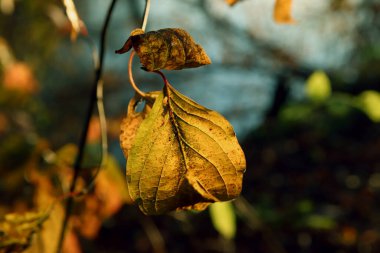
[
  {"left": 86, "top": 117, "right": 101, "bottom": 143},
  {"left": 274, "top": 0, "right": 295, "bottom": 24},
  {"left": 2, "top": 62, "right": 38, "bottom": 94}
]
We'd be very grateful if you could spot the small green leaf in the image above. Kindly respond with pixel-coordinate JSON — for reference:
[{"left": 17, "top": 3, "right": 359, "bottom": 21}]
[
  {"left": 305, "top": 214, "right": 336, "bottom": 230},
  {"left": 305, "top": 71, "right": 331, "bottom": 102},
  {"left": 357, "top": 90, "right": 380, "bottom": 122},
  {"left": 209, "top": 201, "right": 236, "bottom": 240}
]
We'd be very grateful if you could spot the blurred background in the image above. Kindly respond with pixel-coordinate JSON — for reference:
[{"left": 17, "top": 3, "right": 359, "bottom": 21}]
[{"left": 0, "top": 0, "right": 380, "bottom": 252}]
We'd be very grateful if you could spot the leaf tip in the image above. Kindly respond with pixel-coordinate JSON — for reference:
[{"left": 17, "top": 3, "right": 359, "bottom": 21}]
[{"left": 115, "top": 39, "right": 132, "bottom": 54}]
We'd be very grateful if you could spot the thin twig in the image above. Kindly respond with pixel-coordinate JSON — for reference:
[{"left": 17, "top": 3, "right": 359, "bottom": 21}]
[
  {"left": 141, "top": 0, "right": 151, "bottom": 31},
  {"left": 75, "top": 37, "right": 108, "bottom": 194},
  {"left": 55, "top": 0, "right": 118, "bottom": 252},
  {"left": 126, "top": 0, "right": 151, "bottom": 96},
  {"left": 140, "top": 217, "right": 167, "bottom": 253}
]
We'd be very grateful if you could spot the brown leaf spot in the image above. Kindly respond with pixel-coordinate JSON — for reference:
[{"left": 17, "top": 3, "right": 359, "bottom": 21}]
[{"left": 3, "top": 62, "right": 38, "bottom": 94}]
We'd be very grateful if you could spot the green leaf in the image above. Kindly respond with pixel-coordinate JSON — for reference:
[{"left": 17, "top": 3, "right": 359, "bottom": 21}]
[
  {"left": 125, "top": 82, "right": 246, "bottom": 215},
  {"left": 305, "top": 214, "right": 336, "bottom": 230},
  {"left": 305, "top": 71, "right": 331, "bottom": 102},
  {"left": 357, "top": 90, "right": 380, "bottom": 122},
  {"left": 209, "top": 201, "right": 236, "bottom": 240}
]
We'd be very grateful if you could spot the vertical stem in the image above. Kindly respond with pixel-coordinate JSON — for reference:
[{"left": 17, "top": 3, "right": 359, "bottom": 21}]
[
  {"left": 55, "top": 0, "right": 118, "bottom": 252},
  {"left": 141, "top": 0, "right": 151, "bottom": 31}
]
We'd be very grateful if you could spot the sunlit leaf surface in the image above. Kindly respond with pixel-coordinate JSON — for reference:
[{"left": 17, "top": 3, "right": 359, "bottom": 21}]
[{"left": 125, "top": 82, "right": 246, "bottom": 215}]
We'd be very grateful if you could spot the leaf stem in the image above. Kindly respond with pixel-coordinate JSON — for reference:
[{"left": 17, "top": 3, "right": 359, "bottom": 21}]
[
  {"left": 128, "top": 50, "right": 147, "bottom": 98},
  {"left": 126, "top": 0, "right": 151, "bottom": 96},
  {"left": 55, "top": 0, "right": 118, "bottom": 252},
  {"left": 154, "top": 70, "right": 169, "bottom": 85},
  {"left": 141, "top": 0, "right": 151, "bottom": 31}
]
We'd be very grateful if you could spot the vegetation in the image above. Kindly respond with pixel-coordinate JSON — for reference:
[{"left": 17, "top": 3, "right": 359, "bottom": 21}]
[{"left": 1, "top": 0, "right": 379, "bottom": 252}]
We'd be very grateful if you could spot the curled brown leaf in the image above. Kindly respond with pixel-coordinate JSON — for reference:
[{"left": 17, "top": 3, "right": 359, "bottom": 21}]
[{"left": 116, "top": 28, "right": 211, "bottom": 71}]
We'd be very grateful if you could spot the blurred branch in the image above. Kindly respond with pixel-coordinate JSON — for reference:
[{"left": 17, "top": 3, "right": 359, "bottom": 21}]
[
  {"left": 234, "top": 197, "right": 288, "bottom": 253},
  {"left": 140, "top": 217, "right": 167, "bottom": 253},
  {"left": 56, "top": 0, "right": 118, "bottom": 252}
]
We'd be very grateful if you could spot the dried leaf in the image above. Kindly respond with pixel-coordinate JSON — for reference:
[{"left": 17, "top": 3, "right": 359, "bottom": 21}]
[
  {"left": 62, "top": 0, "right": 86, "bottom": 40},
  {"left": 95, "top": 155, "right": 133, "bottom": 216},
  {"left": 86, "top": 116, "right": 101, "bottom": 143},
  {"left": 0, "top": 0, "right": 15, "bottom": 14},
  {"left": 27, "top": 165, "right": 80, "bottom": 253},
  {"left": 120, "top": 92, "right": 159, "bottom": 158},
  {"left": 274, "top": 0, "right": 295, "bottom": 24},
  {"left": 47, "top": 4, "right": 87, "bottom": 38},
  {"left": 225, "top": 0, "right": 240, "bottom": 6},
  {"left": 0, "top": 209, "right": 50, "bottom": 252},
  {"left": 125, "top": 82, "right": 246, "bottom": 215},
  {"left": 2, "top": 62, "right": 38, "bottom": 94},
  {"left": 116, "top": 28, "right": 211, "bottom": 71}
]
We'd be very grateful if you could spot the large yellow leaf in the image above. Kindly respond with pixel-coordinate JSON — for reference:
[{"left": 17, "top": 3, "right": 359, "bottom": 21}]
[{"left": 126, "top": 82, "right": 246, "bottom": 215}]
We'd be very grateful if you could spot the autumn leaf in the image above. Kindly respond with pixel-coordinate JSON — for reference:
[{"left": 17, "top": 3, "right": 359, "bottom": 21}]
[
  {"left": 273, "top": 0, "right": 295, "bottom": 24},
  {"left": 62, "top": 0, "right": 87, "bottom": 40},
  {"left": 120, "top": 92, "right": 159, "bottom": 158},
  {"left": 225, "top": 0, "right": 240, "bottom": 6},
  {"left": 95, "top": 155, "right": 133, "bottom": 216},
  {"left": 116, "top": 28, "right": 211, "bottom": 71},
  {"left": 26, "top": 160, "right": 80, "bottom": 253},
  {"left": 0, "top": 209, "right": 50, "bottom": 252},
  {"left": 2, "top": 62, "right": 38, "bottom": 94},
  {"left": 125, "top": 81, "right": 246, "bottom": 215},
  {"left": 86, "top": 116, "right": 101, "bottom": 143}
]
